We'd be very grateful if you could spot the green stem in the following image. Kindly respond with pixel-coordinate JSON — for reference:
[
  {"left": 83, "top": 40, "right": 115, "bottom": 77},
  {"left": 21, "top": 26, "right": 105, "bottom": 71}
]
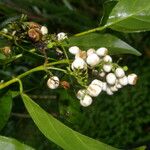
[
  {"left": 74, "top": 26, "right": 106, "bottom": 37},
  {"left": 0, "top": 59, "right": 69, "bottom": 90},
  {"left": 0, "top": 31, "right": 12, "bottom": 39},
  {"left": 17, "top": 78, "right": 23, "bottom": 93}
]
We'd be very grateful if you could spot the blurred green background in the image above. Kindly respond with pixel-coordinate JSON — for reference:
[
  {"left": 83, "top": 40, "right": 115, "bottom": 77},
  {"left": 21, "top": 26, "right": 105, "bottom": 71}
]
[{"left": 0, "top": 0, "right": 150, "bottom": 149}]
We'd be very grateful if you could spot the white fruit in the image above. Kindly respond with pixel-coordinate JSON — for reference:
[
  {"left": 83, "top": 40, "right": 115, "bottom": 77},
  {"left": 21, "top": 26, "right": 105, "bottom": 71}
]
[
  {"left": 87, "top": 84, "right": 102, "bottom": 97},
  {"left": 106, "top": 73, "right": 116, "bottom": 85},
  {"left": 127, "top": 74, "right": 138, "bottom": 85},
  {"left": 102, "top": 82, "right": 107, "bottom": 91},
  {"left": 71, "top": 58, "right": 87, "bottom": 70},
  {"left": 106, "top": 87, "right": 113, "bottom": 95},
  {"left": 96, "top": 47, "right": 108, "bottom": 57},
  {"left": 91, "top": 79, "right": 103, "bottom": 87},
  {"left": 80, "top": 95, "right": 93, "bottom": 107},
  {"left": 115, "top": 80, "right": 122, "bottom": 89},
  {"left": 47, "top": 76, "right": 59, "bottom": 89},
  {"left": 41, "top": 26, "right": 48, "bottom": 35},
  {"left": 69, "top": 46, "right": 80, "bottom": 55},
  {"left": 103, "top": 64, "right": 112, "bottom": 72},
  {"left": 103, "top": 55, "right": 112, "bottom": 63},
  {"left": 76, "top": 89, "right": 87, "bottom": 100},
  {"left": 119, "top": 76, "right": 128, "bottom": 86},
  {"left": 86, "top": 53, "right": 100, "bottom": 67},
  {"left": 109, "top": 85, "right": 118, "bottom": 92},
  {"left": 2, "top": 28, "right": 8, "bottom": 33},
  {"left": 57, "top": 32, "right": 68, "bottom": 41},
  {"left": 99, "top": 71, "right": 106, "bottom": 77},
  {"left": 87, "top": 48, "right": 95, "bottom": 56},
  {"left": 115, "top": 68, "right": 125, "bottom": 78}
]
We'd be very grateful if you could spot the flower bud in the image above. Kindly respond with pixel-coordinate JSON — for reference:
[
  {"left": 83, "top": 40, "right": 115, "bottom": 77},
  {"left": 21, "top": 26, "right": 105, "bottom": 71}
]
[
  {"left": 86, "top": 53, "right": 100, "bottom": 67},
  {"left": 47, "top": 76, "right": 59, "bottom": 89},
  {"left": 57, "top": 32, "right": 68, "bottom": 41},
  {"left": 103, "top": 64, "right": 112, "bottom": 72},
  {"left": 115, "top": 67, "right": 125, "bottom": 78},
  {"left": 40, "top": 26, "right": 48, "bottom": 35},
  {"left": 71, "top": 58, "right": 87, "bottom": 70},
  {"left": 96, "top": 47, "right": 108, "bottom": 57},
  {"left": 102, "top": 82, "right": 107, "bottom": 91},
  {"left": 115, "top": 80, "right": 122, "bottom": 89},
  {"left": 77, "top": 89, "right": 87, "bottom": 100},
  {"left": 106, "top": 87, "right": 113, "bottom": 95},
  {"left": 106, "top": 73, "right": 116, "bottom": 85},
  {"left": 91, "top": 79, "right": 103, "bottom": 88},
  {"left": 87, "top": 84, "right": 102, "bottom": 97},
  {"left": 87, "top": 48, "right": 95, "bottom": 56},
  {"left": 69, "top": 46, "right": 80, "bottom": 55},
  {"left": 127, "top": 74, "right": 138, "bottom": 85},
  {"left": 99, "top": 71, "right": 105, "bottom": 77},
  {"left": 80, "top": 95, "right": 93, "bottom": 107},
  {"left": 103, "top": 55, "right": 112, "bottom": 63},
  {"left": 109, "top": 85, "right": 118, "bottom": 92},
  {"left": 2, "top": 28, "right": 8, "bottom": 34},
  {"left": 119, "top": 76, "right": 128, "bottom": 86}
]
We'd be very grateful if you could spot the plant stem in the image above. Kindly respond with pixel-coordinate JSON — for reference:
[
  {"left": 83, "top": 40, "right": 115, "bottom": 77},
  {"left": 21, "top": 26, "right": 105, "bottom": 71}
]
[
  {"left": 0, "top": 59, "right": 69, "bottom": 90},
  {"left": 0, "top": 31, "right": 12, "bottom": 39},
  {"left": 74, "top": 26, "right": 106, "bottom": 37}
]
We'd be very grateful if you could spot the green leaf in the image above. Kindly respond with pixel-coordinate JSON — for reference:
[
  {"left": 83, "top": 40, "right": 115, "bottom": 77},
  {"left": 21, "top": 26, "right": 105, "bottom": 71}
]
[
  {"left": 100, "top": 0, "right": 118, "bottom": 26},
  {"left": 67, "top": 33, "right": 141, "bottom": 56},
  {"left": 0, "top": 53, "right": 6, "bottom": 60},
  {"left": 21, "top": 93, "right": 119, "bottom": 150},
  {"left": 0, "top": 92, "right": 12, "bottom": 131},
  {"left": 58, "top": 89, "right": 82, "bottom": 123},
  {"left": 0, "top": 135, "right": 35, "bottom": 150},
  {"left": 106, "top": 0, "right": 150, "bottom": 32},
  {"left": 134, "top": 146, "right": 146, "bottom": 150}
]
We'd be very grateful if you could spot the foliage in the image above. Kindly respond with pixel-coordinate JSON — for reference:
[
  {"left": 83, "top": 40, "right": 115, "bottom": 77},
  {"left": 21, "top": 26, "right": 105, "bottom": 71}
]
[{"left": 0, "top": 0, "right": 150, "bottom": 150}]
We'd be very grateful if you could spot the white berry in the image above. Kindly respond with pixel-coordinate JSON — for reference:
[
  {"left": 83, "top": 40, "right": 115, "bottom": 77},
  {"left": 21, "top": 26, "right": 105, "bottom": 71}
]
[
  {"left": 103, "top": 64, "right": 112, "bottom": 72},
  {"left": 103, "top": 55, "right": 112, "bottom": 63},
  {"left": 127, "top": 74, "right": 138, "bottom": 85},
  {"left": 57, "top": 32, "right": 68, "bottom": 41},
  {"left": 106, "top": 87, "right": 113, "bottom": 95},
  {"left": 87, "top": 84, "right": 102, "bottom": 97},
  {"left": 99, "top": 71, "right": 106, "bottom": 77},
  {"left": 76, "top": 89, "right": 87, "bottom": 100},
  {"left": 96, "top": 47, "right": 108, "bottom": 57},
  {"left": 47, "top": 76, "right": 59, "bottom": 89},
  {"left": 115, "top": 68, "right": 125, "bottom": 78},
  {"left": 109, "top": 85, "right": 118, "bottom": 92},
  {"left": 87, "top": 48, "right": 95, "bottom": 56},
  {"left": 86, "top": 53, "right": 100, "bottom": 67},
  {"left": 71, "top": 58, "right": 87, "bottom": 70},
  {"left": 41, "top": 26, "right": 48, "bottom": 35},
  {"left": 2, "top": 28, "right": 8, "bottom": 33},
  {"left": 106, "top": 73, "right": 116, "bottom": 85},
  {"left": 91, "top": 79, "right": 103, "bottom": 88},
  {"left": 69, "top": 46, "right": 80, "bottom": 55},
  {"left": 102, "top": 82, "right": 107, "bottom": 91},
  {"left": 115, "top": 80, "right": 122, "bottom": 89},
  {"left": 80, "top": 95, "right": 93, "bottom": 107},
  {"left": 119, "top": 76, "right": 128, "bottom": 86}
]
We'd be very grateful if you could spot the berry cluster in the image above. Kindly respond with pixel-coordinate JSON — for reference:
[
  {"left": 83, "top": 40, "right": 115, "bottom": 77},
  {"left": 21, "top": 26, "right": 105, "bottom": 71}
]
[{"left": 47, "top": 46, "right": 138, "bottom": 107}]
